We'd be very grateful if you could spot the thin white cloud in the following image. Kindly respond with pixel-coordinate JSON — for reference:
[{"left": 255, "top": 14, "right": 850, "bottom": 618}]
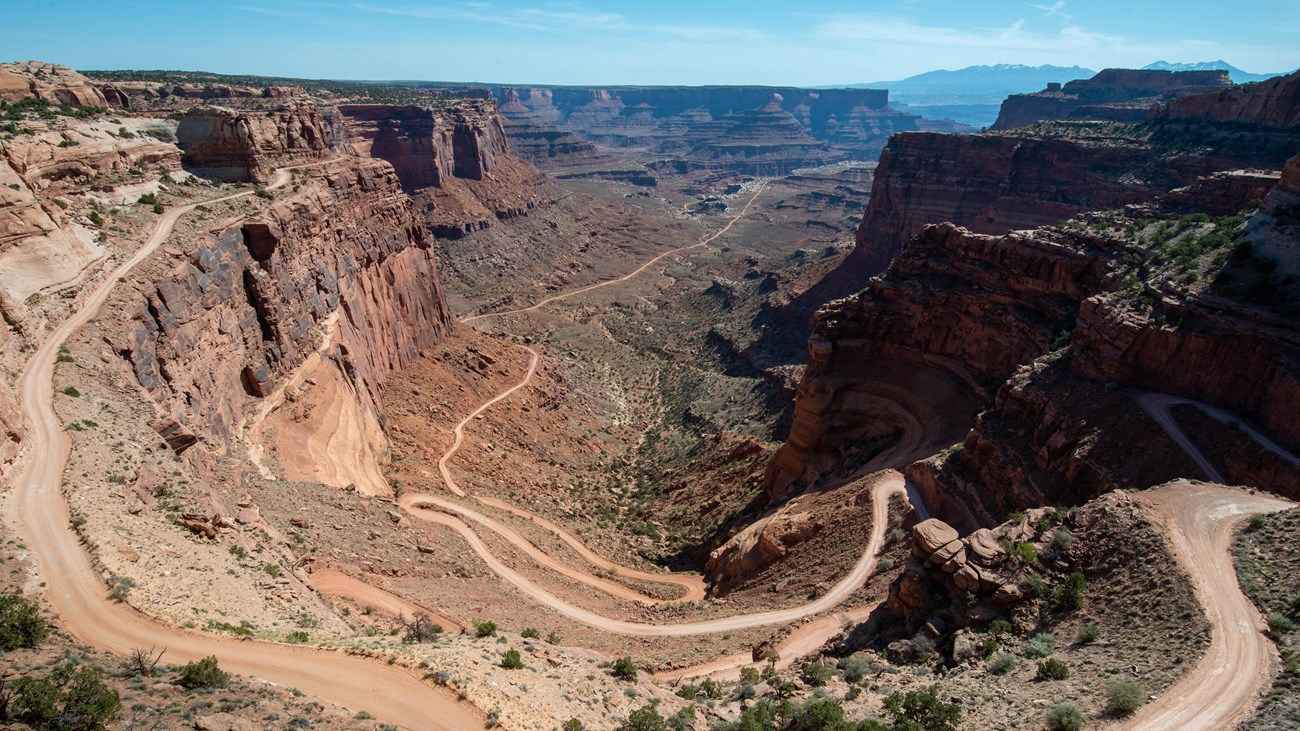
[
  {"left": 813, "top": 13, "right": 1125, "bottom": 54},
  {"left": 347, "top": 2, "right": 765, "bottom": 41},
  {"left": 1028, "top": 1, "right": 1071, "bottom": 21}
]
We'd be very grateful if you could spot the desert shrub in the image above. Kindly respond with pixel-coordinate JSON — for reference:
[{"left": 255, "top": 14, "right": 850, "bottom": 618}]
[
  {"left": 883, "top": 686, "right": 962, "bottom": 731},
  {"left": 788, "top": 696, "right": 844, "bottom": 731},
  {"left": 0, "top": 594, "right": 49, "bottom": 651},
  {"left": 11, "top": 666, "right": 122, "bottom": 731},
  {"left": 739, "top": 666, "right": 761, "bottom": 684},
  {"left": 136, "top": 193, "right": 157, "bottom": 205},
  {"left": 618, "top": 704, "right": 668, "bottom": 731},
  {"left": 800, "top": 661, "right": 832, "bottom": 687},
  {"left": 473, "top": 619, "right": 497, "bottom": 638},
  {"left": 666, "top": 705, "right": 695, "bottom": 731},
  {"left": 1025, "top": 633, "right": 1057, "bottom": 658},
  {"left": 501, "top": 649, "right": 523, "bottom": 669},
  {"left": 176, "top": 656, "right": 229, "bottom": 690},
  {"left": 1104, "top": 679, "right": 1144, "bottom": 715},
  {"left": 562, "top": 720, "right": 583, "bottom": 731},
  {"left": 399, "top": 613, "right": 443, "bottom": 644},
  {"left": 1045, "top": 701, "right": 1085, "bottom": 731},
  {"left": 1036, "top": 658, "right": 1070, "bottom": 681},
  {"left": 60, "top": 386, "right": 81, "bottom": 398},
  {"left": 1052, "top": 572, "right": 1087, "bottom": 611},
  {"left": 1077, "top": 624, "right": 1101, "bottom": 644},
  {"left": 988, "top": 652, "right": 1018, "bottom": 676},
  {"left": 1010, "top": 542, "right": 1038, "bottom": 565},
  {"left": 612, "top": 656, "right": 638, "bottom": 680},
  {"left": 1022, "top": 574, "right": 1047, "bottom": 598},
  {"left": 285, "top": 631, "right": 309, "bottom": 644},
  {"left": 521, "top": 627, "right": 540, "bottom": 639},
  {"left": 839, "top": 655, "right": 874, "bottom": 683},
  {"left": 1267, "top": 612, "right": 1296, "bottom": 634}
]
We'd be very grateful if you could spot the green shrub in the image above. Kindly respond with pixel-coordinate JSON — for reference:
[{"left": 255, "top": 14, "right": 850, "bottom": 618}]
[
  {"left": 612, "top": 656, "right": 638, "bottom": 680},
  {"left": 0, "top": 594, "right": 49, "bottom": 651},
  {"left": 1010, "top": 541, "right": 1038, "bottom": 565},
  {"left": 1077, "top": 624, "right": 1101, "bottom": 644},
  {"left": 474, "top": 619, "right": 497, "bottom": 638},
  {"left": 800, "top": 661, "right": 832, "bottom": 687},
  {"left": 501, "top": 649, "right": 524, "bottom": 669},
  {"left": 1045, "top": 701, "right": 1085, "bottom": 731},
  {"left": 61, "top": 386, "right": 81, "bottom": 398},
  {"left": 1025, "top": 632, "right": 1057, "bottom": 658},
  {"left": 618, "top": 704, "right": 668, "bottom": 731},
  {"left": 882, "top": 686, "right": 962, "bottom": 731},
  {"left": 16, "top": 666, "right": 122, "bottom": 730},
  {"left": 137, "top": 193, "right": 157, "bottom": 205},
  {"left": 177, "top": 656, "right": 229, "bottom": 690},
  {"left": 520, "top": 627, "right": 540, "bottom": 639},
  {"left": 285, "top": 631, "right": 309, "bottom": 644},
  {"left": 1036, "top": 658, "right": 1070, "bottom": 681},
  {"left": 1022, "top": 574, "right": 1047, "bottom": 598},
  {"left": 988, "top": 651, "right": 1017, "bottom": 675},
  {"left": 562, "top": 720, "right": 583, "bottom": 731},
  {"left": 739, "top": 666, "right": 761, "bottom": 684},
  {"left": 1052, "top": 572, "right": 1087, "bottom": 611},
  {"left": 1267, "top": 612, "right": 1296, "bottom": 634},
  {"left": 838, "top": 655, "right": 873, "bottom": 683},
  {"left": 1104, "top": 679, "right": 1144, "bottom": 715}
]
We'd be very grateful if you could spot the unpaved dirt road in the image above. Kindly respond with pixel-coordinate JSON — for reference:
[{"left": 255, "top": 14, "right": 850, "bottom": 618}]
[
  {"left": 402, "top": 472, "right": 904, "bottom": 637},
  {"left": 1125, "top": 481, "right": 1293, "bottom": 731},
  {"left": 6, "top": 164, "right": 486, "bottom": 731}
]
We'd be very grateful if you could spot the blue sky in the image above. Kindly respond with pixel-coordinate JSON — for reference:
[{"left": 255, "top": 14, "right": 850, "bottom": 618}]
[{"left": 4, "top": 1, "right": 1297, "bottom": 85}]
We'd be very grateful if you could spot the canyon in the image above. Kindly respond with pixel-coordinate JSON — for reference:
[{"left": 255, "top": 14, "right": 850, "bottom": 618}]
[{"left": 0, "top": 57, "right": 1298, "bottom": 731}]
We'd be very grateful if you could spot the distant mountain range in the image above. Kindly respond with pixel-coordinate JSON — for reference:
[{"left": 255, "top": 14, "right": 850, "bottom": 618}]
[{"left": 1141, "top": 60, "right": 1289, "bottom": 84}]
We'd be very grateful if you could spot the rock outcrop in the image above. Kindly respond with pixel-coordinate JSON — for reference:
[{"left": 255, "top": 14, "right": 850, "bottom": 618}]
[
  {"left": 993, "top": 68, "right": 1232, "bottom": 130},
  {"left": 176, "top": 103, "right": 339, "bottom": 183},
  {"left": 0, "top": 62, "right": 112, "bottom": 107},
  {"left": 122, "top": 157, "right": 452, "bottom": 453},
  {"left": 339, "top": 101, "right": 551, "bottom": 238},
  {"left": 1153, "top": 69, "right": 1300, "bottom": 128},
  {"left": 766, "top": 223, "right": 1125, "bottom": 500}
]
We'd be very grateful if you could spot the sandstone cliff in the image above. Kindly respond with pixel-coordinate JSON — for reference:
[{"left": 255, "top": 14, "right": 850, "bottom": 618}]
[
  {"left": 766, "top": 223, "right": 1124, "bottom": 500},
  {"left": 993, "top": 68, "right": 1231, "bottom": 130},
  {"left": 0, "top": 62, "right": 112, "bottom": 108},
  {"left": 1152, "top": 69, "right": 1300, "bottom": 128},
  {"left": 338, "top": 101, "right": 550, "bottom": 238},
  {"left": 122, "top": 157, "right": 452, "bottom": 465},
  {"left": 177, "top": 103, "right": 339, "bottom": 183}
]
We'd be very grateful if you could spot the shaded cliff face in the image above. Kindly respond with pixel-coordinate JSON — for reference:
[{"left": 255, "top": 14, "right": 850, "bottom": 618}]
[
  {"left": 338, "top": 101, "right": 552, "bottom": 238},
  {"left": 766, "top": 223, "right": 1124, "bottom": 500},
  {"left": 841, "top": 116, "right": 1300, "bottom": 280},
  {"left": 122, "top": 157, "right": 452, "bottom": 450},
  {"left": 993, "top": 68, "right": 1232, "bottom": 130},
  {"left": 177, "top": 103, "right": 339, "bottom": 183},
  {"left": 1153, "top": 69, "right": 1300, "bottom": 128}
]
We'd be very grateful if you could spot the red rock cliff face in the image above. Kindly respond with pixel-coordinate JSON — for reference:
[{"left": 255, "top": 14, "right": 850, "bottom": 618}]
[
  {"left": 1152, "top": 70, "right": 1300, "bottom": 128},
  {"left": 339, "top": 101, "right": 551, "bottom": 239},
  {"left": 766, "top": 223, "right": 1124, "bottom": 499},
  {"left": 176, "top": 103, "right": 339, "bottom": 183},
  {"left": 122, "top": 157, "right": 452, "bottom": 450},
  {"left": 842, "top": 132, "right": 1160, "bottom": 277},
  {"left": 993, "top": 68, "right": 1231, "bottom": 130}
]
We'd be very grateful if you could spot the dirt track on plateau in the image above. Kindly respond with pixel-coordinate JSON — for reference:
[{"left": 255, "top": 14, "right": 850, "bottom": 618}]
[{"left": 6, "top": 163, "right": 487, "bottom": 731}]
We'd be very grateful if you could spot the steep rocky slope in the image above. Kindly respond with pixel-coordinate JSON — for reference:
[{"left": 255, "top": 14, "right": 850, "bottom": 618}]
[
  {"left": 765, "top": 81, "right": 1300, "bottom": 530},
  {"left": 120, "top": 157, "right": 452, "bottom": 463}
]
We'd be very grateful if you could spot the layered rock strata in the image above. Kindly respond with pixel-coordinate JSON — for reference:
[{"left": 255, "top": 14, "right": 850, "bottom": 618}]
[
  {"left": 176, "top": 104, "right": 339, "bottom": 183},
  {"left": 993, "top": 68, "right": 1232, "bottom": 130},
  {"left": 766, "top": 223, "right": 1124, "bottom": 500},
  {"left": 122, "top": 158, "right": 452, "bottom": 456}
]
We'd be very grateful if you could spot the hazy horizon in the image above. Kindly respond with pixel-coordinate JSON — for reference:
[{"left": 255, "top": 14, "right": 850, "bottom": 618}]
[{"left": 4, "top": 0, "right": 1298, "bottom": 86}]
